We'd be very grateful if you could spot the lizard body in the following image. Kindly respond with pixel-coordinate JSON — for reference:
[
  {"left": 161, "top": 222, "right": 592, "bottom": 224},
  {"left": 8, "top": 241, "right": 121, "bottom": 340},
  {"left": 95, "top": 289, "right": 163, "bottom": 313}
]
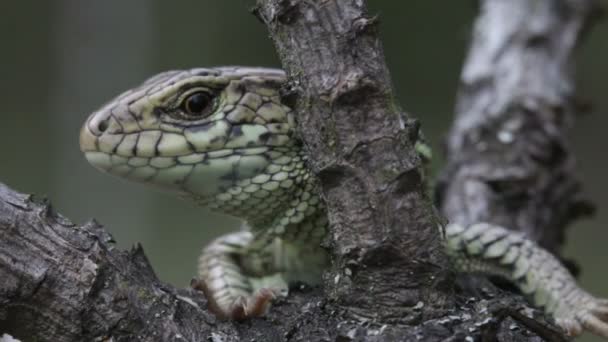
[{"left": 80, "top": 67, "right": 608, "bottom": 338}]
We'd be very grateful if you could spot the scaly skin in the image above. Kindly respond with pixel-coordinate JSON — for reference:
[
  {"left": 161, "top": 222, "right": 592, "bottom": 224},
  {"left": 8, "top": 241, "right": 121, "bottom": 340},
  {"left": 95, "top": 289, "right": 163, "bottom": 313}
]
[{"left": 80, "top": 67, "right": 608, "bottom": 338}]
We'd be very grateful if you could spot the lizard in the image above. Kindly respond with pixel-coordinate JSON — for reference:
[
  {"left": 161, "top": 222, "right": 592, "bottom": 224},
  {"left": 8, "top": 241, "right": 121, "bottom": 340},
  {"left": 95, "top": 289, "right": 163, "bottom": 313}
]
[{"left": 79, "top": 67, "right": 608, "bottom": 339}]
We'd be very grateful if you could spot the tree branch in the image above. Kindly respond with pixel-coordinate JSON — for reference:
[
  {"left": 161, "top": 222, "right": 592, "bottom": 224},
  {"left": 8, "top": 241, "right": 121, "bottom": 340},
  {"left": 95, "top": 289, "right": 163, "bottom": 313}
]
[
  {"left": 254, "top": 0, "right": 451, "bottom": 322},
  {"left": 0, "top": 183, "right": 231, "bottom": 341},
  {"left": 438, "top": 0, "right": 601, "bottom": 254}
]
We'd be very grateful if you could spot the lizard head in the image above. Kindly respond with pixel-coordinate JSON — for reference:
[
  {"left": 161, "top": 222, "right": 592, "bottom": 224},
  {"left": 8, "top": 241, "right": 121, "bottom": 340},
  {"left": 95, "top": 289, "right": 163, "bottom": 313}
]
[{"left": 80, "top": 67, "right": 309, "bottom": 224}]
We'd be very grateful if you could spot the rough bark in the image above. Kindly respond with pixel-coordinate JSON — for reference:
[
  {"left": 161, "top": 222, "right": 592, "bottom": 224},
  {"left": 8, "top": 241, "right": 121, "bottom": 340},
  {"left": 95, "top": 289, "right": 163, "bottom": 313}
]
[
  {"left": 0, "top": 0, "right": 602, "bottom": 341},
  {"left": 0, "top": 183, "right": 229, "bottom": 341},
  {"left": 253, "top": 0, "right": 452, "bottom": 323}
]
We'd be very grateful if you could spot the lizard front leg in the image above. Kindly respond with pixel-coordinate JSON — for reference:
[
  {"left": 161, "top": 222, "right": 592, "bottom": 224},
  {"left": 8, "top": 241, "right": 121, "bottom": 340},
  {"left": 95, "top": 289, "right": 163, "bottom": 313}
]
[
  {"left": 196, "top": 229, "right": 328, "bottom": 320},
  {"left": 196, "top": 231, "right": 289, "bottom": 319}
]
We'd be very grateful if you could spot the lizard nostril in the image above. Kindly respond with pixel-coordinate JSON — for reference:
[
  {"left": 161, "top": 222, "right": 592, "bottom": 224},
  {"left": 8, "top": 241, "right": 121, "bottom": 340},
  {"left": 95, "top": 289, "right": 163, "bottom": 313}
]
[{"left": 97, "top": 120, "right": 108, "bottom": 133}]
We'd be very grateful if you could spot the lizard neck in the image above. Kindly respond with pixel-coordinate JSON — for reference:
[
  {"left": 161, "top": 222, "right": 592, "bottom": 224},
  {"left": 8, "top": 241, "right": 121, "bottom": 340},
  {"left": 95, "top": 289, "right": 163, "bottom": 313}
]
[
  {"left": 194, "top": 148, "right": 327, "bottom": 238},
  {"left": 249, "top": 173, "right": 328, "bottom": 245}
]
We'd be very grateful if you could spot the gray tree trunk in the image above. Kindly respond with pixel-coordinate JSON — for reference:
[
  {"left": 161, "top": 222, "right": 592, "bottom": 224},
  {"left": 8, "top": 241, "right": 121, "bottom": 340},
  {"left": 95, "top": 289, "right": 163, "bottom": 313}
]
[{"left": 439, "top": 0, "right": 598, "bottom": 254}]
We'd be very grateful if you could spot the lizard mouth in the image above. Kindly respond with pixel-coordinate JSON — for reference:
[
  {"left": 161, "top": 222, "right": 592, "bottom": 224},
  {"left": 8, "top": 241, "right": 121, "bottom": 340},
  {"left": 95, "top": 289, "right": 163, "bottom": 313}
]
[
  {"left": 83, "top": 144, "right": 272, "bottom": 188},
  {"left": 83, "top": 146, "right": 270, "bottom": 172}
]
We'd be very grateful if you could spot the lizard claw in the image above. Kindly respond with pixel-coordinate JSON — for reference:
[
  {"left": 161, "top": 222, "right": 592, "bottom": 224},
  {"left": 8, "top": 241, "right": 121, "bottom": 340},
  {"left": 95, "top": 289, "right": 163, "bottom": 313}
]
[
  {"left": 228, "top": 288, "right": 280, "bottom": 320},
  {"left": 579, "top": 298, "right": 608, "bottom": 338},
  {"left": 556, "top": 296, "right": 608, "bottom": 338},
  {"left": 192, "top": 279, "right": 284, "bottom": 320}
]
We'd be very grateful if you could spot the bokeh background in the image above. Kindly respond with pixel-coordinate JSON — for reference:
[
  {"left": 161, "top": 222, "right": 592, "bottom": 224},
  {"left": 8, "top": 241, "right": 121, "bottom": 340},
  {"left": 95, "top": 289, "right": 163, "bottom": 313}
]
[{"left": 0, "top": 2, "right": 606, "bottom": 340}]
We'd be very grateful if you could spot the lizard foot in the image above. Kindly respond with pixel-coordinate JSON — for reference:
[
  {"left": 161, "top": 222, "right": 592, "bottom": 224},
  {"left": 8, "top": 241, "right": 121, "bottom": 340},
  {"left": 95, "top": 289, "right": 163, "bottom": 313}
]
[
  {"left": 226, "top": 288, "right": 279, "bottom": 320},
  {"left": 556, "top": 297, "right": 608, "bottom": 338},
  {"left": 193, "top": 279, "right": 284, "bottom": 320}
]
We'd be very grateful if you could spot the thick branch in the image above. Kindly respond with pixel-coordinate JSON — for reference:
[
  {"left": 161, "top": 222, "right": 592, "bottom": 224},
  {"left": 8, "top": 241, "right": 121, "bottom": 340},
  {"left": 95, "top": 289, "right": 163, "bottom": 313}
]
[
  {"left": 254, "top": 0, "right": 451, "bottom": 322},
  {"left": 0, "top": 183, "right": 233, "bottom": 341}
]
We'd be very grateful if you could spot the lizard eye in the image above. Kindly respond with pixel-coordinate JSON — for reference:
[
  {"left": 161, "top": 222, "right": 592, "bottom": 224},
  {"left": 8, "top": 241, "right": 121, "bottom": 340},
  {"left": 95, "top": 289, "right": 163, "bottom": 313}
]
[{"left": 180, "top": 91, "right": 215, "bottom": 119}]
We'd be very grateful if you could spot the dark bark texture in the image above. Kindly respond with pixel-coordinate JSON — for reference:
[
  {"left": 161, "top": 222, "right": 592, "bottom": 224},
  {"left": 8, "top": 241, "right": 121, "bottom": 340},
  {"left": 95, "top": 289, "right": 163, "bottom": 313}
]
[
  {"left": 0, "top": 183, "right": 228, "bottom": 341},
  {"left": 0, "top": 0, "right": 601, "bottom": 341},
  {"left": 253, "top": 0, "right": 452, "bottom": 323}
]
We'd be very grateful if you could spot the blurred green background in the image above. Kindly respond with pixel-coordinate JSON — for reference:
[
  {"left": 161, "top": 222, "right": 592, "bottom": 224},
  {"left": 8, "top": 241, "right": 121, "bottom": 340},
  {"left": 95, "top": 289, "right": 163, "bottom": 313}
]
[{"left": 0, "top": 2, "right": 606, "bottom": 340}]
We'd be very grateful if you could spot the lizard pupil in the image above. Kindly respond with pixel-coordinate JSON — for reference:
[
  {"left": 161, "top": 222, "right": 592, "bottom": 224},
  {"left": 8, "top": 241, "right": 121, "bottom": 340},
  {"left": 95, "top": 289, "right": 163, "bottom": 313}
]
[{"left": 182, "top": 91, "right": 213, "bottom": 118}]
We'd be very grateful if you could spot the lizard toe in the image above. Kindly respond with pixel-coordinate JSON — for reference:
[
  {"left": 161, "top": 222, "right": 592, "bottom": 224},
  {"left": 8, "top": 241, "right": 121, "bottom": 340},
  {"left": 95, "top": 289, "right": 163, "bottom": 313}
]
[
  {"left": 578, "top": 299, "right": 608, "bottom": 338},
  {"left": 229, "top": 287, "right": 285, "bottom": 320}
]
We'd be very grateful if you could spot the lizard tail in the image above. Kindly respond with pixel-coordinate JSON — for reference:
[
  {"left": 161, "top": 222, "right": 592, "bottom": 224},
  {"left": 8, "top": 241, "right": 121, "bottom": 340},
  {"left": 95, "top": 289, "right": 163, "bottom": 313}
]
[{"left": 443, "top": 222, "right": 608, "bottom": 338}]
